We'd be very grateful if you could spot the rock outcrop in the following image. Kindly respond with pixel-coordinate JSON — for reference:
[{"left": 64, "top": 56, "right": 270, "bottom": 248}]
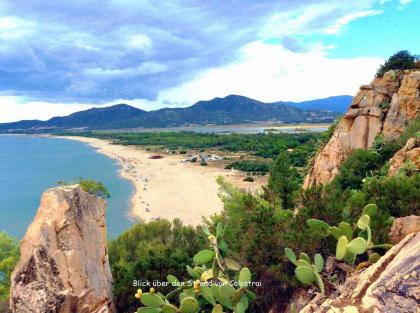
[
  {"left": 300, "top": 232, "right": 420, "bottom": 313},
  {"left": 304, "top": 69, "right": 420, "bottom": 188},
  {"left": 388, "top": 215, "right": 420, "bottom": 244},
  {"left": 388, "top": 137, "right": 420, "bottom": 176},
  {"left": 10, "top": 185, "right": 115, "bottom": 313}
]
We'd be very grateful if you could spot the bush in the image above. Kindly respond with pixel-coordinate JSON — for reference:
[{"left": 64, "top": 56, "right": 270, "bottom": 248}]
[
  {"left": 109, "top": 219, "right": 206, "bottom": 312},
  {"left": 190, "top": 157, "right": 197, "bottom": 163},
  {"left": 213, "top": 178, "right": 323, "bottom": 312},
  {"left": 0, "top": 232, "right": 19, "bottom": 302},
  {"left": 332, "top": 150, "right": 382, "bottom": 190},
  {"left": 134, "top": 222, "right": 256, "bottom": 313},
  {"left": 225, "top": 160, "right": 271, "bottom": 173},
  {"left": 243, "top": 176, "right": 254, "bottom": 182},
  {"left": 200, "top": 161, "right": 208, "bottom": 166},
  {"left": 57, "top": 178, "right": 110, "bottom": 199},
  {"left": 376, "top": 50, "right": 416, "bottom": 77}
]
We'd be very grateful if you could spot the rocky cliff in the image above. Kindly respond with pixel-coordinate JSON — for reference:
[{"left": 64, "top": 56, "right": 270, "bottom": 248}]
[
  {"left": 10, "top": 185, "right": 115, "bottom": 313},
  {"left": 304, "top": 69, "right": 420, "bottom": 188}
]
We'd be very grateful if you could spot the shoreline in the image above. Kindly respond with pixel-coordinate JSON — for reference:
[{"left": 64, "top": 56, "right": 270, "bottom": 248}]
[{"left": 61, "top": 136, "right": 264, "bottom": 225}]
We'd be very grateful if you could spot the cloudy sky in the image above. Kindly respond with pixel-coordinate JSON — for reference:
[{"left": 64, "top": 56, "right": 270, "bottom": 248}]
[{"left": 0, "top": 0, "right": 419, "bottom": 122}]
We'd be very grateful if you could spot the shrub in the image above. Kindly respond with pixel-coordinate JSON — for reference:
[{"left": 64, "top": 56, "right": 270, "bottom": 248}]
[
  {"left": 109, "top": 219, "right": 206, "bottom": 312},
  {"left": 200, "top": 161, "right": 208, "bottom": 166},
  {"left": 190, "top": 157, "right": 197, "bottom": 163},
  {"left": 332, "top": 150, "right": 382, "bottom": 190},
  {"left": 134, "top": 222, "right": 256, "bottom": 313},
  {"left": 225, "top": 160, "right": 270, "bottom": 173},
  {"left": 213, "top": 178, "right": 322, "bottom": 312},
  {"left": 57, "top": 178, "right": 110, "bottom": 199},
  {"left": 376, "top": 50, "right": 416, "bottom": 77},
  {"left": 0, "top": 232, "right": 19, "bottom": 302},
  {"left": 243, "top": 176, "right": 254, "bottom": 182}
]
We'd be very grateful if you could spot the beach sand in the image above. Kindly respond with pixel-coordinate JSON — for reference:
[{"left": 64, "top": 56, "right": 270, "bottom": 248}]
[{"left": 63, "top": 136, "right": 264, "bottom": 225}]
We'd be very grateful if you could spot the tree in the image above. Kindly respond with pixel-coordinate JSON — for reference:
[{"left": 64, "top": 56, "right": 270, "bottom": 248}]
[
  {"left": 376, "top": 50, "right": 416, "bottom": 77},
  {"left": 266, "top": 152, "right": 300, "bottom": 210},
  {"left": 0, "top": 232, "right": 19, "bottom": 303}
]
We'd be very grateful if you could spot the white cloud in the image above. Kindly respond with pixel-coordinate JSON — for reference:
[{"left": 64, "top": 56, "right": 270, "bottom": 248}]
[
  {"left": 259, "top": 2, "right": 382, "bottom": 38},
  {"left": 0, "top": 96, "right": 95, "bottom": 122},
  {"left": 85, "top": 62, "right": 167, "bottom": 78},
  {"left": 126, "top": 34, "right": 152, "bottom": 51},
  {"left": 0, "top": 16, "right": 35, "bottom": 40},
  {"left": 0, "top": 96, "right": 168, "bottom": 122},
  {"left": 324, "top": 10, "right": 383, "bottom": 34},
  {"left": 158, "top": 41, "right": 383, "bottom": 104},
  {"left": 399, "top": 0, "right": 412, "bottom": 4}
]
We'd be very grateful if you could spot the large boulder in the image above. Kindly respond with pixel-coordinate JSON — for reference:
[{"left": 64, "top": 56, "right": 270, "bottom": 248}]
[
  {"left": 304, "top": 70, "right": 420, "bottom": 188},
  {"left": 10, "top": 185, "right": 115, "bottom": 313}
]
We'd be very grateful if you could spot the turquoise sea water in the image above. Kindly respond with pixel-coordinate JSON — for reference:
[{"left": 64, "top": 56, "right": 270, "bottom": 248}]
[{"left": 0, "top": 135, "right": 134, "bottom": 239}]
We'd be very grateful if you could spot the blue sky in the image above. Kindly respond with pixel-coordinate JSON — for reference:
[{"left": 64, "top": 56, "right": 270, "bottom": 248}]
[{"left": 0, "top": 0, "right": 418, "bottom": 122}]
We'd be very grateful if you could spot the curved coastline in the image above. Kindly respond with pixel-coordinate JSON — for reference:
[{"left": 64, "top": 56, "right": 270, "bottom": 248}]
[{"left": 60, "top": 136, "right": 242, "bottom": 225}]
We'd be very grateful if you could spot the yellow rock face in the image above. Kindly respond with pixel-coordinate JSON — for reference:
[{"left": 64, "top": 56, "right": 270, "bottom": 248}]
[{"left": 304, "top": 70, "right": 420, "bottom": 189}]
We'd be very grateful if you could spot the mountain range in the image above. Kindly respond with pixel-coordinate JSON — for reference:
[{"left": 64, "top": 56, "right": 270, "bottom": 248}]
[{"left": 0, "top": 95, "right": 351, "bottom": 133}]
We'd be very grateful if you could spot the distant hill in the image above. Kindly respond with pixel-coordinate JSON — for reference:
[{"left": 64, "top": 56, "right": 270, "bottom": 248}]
[
  {"left": 275, "top": 95, "right": 352, "bottom": 113},
  {"left": 0, "top": 95, "right": 347, "bottom": 133}
]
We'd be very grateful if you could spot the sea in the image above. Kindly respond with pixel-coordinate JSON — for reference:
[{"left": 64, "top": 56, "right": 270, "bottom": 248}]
[
  {"left": 0, "top": 124, "right": 329, "bottom": 239},
  {"left": 0, "top": 135, "right": 134, "bottom": 239}
]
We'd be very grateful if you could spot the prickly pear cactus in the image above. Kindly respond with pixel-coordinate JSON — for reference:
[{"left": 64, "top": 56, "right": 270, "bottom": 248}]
[
  {"left": 285, "top": 248, "right": 325, "bottom": 294},
  {"left": 135, "top": 222, "right": 256, "bottom": 313},
  {"left": 306, "top": 203, "right": 393, "bottom": 266}
]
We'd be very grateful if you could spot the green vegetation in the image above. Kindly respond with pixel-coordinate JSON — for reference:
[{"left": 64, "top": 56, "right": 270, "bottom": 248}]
[
  {"left": 134, "top": 222, "right": 255, "bottom": 313},
  {"left": 242, "top": 176, "right": 254, "bottom": 182},
  {"left": 265, "top": 152, "right": 300, "bottom": 210},
  {"left": 225, "top": 160, "right": 271, "bottom": 173},
  {"left": 109, "top": 219, "right": 207, "bottom": 312},
  {"left": 57, "top": 178, "right": 110, "bottom": 199},
  {"left": 0, "top": 232, "right": 19, "bottom": 305},
  {"left": 284, "top": 248, "right": 325, "bottom": 294},
  {"left": 307, "top": 204, "right": 392, "bottom": 266},
  {"left": 376, "top": 50, "right": 418, "bottom": 77},
  {"left": 60, "top": 131, "right": 322, "bottom": 166}
]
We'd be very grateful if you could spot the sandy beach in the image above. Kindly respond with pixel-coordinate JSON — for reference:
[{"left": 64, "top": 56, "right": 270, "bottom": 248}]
[{"left": 62, "top": 136, "right": 264, "bottom": 225}]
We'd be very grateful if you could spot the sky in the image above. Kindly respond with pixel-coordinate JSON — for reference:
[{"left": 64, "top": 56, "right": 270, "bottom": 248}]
[{"left": 0, "top": 0, "right": 419, "bottom": 122}]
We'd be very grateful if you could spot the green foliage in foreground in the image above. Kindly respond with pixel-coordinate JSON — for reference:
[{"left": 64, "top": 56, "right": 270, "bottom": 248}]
[
  {"left": 284, "top": 249, "right": 325, "bottom": 294},
  {"left": 61, "top": 131, "right": 322, "bottom": 166},
  {"left": 109, "top": 219, "right": 207, "bottom": 313},
  {"left": 0, "top": 232, "right": 19, "bottom": 301},
  {"left": 307, "top": 204, "right": 392, "bottom": 266},
  {"left": 57, "top": 178, "right": 110, "bottom": 199},
  {"left": 135, "top": 222, "right": 255, "bottom": 313}
]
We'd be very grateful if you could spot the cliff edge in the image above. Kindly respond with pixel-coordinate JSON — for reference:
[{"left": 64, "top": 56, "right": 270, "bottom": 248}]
[
  {"left": 10, "top": 185, "right": 115, "bottom": 313},
  {"left": 304, "top": 69, "right": 420, "bottom": 188}
]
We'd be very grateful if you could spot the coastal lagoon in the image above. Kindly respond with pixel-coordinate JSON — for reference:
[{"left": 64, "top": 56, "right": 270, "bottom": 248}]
[{"left": 0, "top": 135, "right": 134, "bottom": 238}]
